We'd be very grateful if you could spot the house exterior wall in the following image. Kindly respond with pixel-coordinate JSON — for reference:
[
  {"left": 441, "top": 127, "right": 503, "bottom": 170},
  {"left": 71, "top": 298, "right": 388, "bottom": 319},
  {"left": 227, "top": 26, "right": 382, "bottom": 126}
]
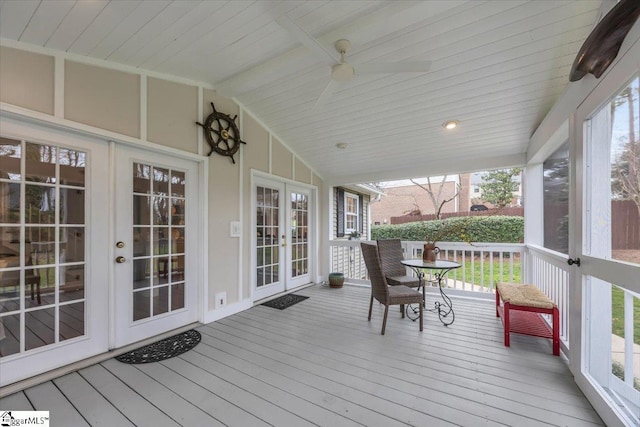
[
  {"left": 313, "top": 172, "right": 325, "bottom": 278},
  {"left": 370, "top": 180, "right": 459, "bottom": 225},
  {"left": 0, "top": 46, "right": 54, "bottom": 115},
  {"left": 147, "top": 77, "right": 199, "bottom": 153},
  {"left": 332, "top": 187, "right": 370, "bottom": 239},
  {"left": 331, "top": 186, "right": 370, "bottom": 282},
  {"left": 240, "top": 111, "right": 270, "bottom": 301},
  {"left": 0, "top": 44, "right": 326, "bottom": 321},
  {"left": 271, "top": 136, "right": 293, "bottom": 180},
  {"left": 459, "top": 173, "right": 471, "bottom": 211},
  {"left": 295, "top": 158, "right": 311, "bottom": 184},
  {"left": 65, "top": 61, "right": 140, "bottom": 138}
]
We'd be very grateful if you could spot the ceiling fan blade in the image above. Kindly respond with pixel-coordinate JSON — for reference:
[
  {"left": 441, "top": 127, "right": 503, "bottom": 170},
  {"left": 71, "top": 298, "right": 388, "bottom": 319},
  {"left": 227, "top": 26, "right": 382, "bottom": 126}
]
[
  {"left": 357, "top": 61, "right": 432, "bottom": 74},
  {"left": 276, "top": 15, "right": 337, "bottom": 66},
  {"left": 312, "top": 79, "right": 337, "bottom": 112}
]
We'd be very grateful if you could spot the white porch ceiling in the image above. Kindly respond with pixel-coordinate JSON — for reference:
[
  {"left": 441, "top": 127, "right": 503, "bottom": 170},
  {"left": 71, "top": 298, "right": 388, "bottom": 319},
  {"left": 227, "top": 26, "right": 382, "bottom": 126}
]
[{"left": 0, "top": 0, "right": 603, "bottom": 183}]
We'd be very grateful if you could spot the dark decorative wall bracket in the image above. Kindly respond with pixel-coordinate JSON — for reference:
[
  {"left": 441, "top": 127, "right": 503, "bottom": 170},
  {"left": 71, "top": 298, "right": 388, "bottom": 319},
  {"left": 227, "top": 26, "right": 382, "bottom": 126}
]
[
  {"left": 196, "top": 102, "right": 247, "bottom": 164},
  {"left": 569, "top": 0, "right": 640, "bottom": 82}
]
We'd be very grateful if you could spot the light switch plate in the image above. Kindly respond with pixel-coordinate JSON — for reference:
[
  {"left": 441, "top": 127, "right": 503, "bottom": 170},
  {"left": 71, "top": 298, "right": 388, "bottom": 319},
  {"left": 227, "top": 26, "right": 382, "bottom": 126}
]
[{"left": 230, "top": 221, "right": 241, "bottom": 237}]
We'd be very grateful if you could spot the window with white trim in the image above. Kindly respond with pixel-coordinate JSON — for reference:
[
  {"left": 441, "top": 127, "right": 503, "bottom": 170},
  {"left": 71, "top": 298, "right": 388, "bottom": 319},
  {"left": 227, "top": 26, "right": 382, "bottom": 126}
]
[{"left": 344, "top": 192, "right": 359, "bottom": 233}]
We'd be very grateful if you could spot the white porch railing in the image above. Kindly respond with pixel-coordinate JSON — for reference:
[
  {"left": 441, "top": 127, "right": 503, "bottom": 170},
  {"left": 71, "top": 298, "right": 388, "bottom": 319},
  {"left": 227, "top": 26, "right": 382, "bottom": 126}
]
[
  {"left": 403, "top": 241, "right": 524, "bottom": 294},
  {"left": 329, "top": 240, "right": 525, "bottom": 293},
  {"left": 329, "top": 240, "right": 570, "bottom": 348},
  {"left": 525, "top": 244, "right": 570, "bottom": 348}
]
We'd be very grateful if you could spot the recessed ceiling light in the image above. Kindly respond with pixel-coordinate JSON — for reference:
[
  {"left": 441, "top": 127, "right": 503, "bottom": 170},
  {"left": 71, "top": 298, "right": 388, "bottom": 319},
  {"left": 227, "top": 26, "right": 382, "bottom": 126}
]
[
  {"left": 443, "top": 120, "right": 459, "bottom": 130},
  {"left": 336, "top": 143, "right": 348, "bottom": 149}
]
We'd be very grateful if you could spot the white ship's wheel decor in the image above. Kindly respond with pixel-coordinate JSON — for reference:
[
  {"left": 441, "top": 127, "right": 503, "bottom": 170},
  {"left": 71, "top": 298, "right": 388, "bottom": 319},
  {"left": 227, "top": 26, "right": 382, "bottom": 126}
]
[{"left": 196, "top": 102, "right": 246, "bottom": 164}]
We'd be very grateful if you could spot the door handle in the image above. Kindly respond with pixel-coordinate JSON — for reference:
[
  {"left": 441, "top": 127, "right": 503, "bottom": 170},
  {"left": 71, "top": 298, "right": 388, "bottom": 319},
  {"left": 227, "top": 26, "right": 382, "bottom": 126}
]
[
  {"left": 567, "top": 257, "right": 581, "bottom": 267},
  {"left": 115, "top": 256, "right": 126, "bottom": 264}
]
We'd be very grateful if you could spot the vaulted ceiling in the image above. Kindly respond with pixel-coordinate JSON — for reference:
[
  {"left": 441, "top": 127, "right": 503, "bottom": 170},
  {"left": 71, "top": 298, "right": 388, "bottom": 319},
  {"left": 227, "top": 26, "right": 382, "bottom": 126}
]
[{"left": 0, "top": 1, "right": 604, "bottom": 183}]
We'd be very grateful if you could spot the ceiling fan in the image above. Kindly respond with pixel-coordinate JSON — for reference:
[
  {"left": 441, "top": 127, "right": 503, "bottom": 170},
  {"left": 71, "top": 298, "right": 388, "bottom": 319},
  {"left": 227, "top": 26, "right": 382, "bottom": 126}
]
[{"left": 276, "top": 15, "right": 432, "bottom": 110}]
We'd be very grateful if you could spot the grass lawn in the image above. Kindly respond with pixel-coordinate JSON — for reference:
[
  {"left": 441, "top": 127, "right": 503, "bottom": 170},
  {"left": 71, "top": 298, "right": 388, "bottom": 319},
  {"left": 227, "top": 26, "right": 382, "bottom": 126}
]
[
  {"left": 450, "top": 260, "right": 635, "bottom": 344},
  {"left": 446, "top": 256, "right": 521, "bottom": 288},
  {"left": 612, "top": 285, "right": 640, "bottom": 344}
]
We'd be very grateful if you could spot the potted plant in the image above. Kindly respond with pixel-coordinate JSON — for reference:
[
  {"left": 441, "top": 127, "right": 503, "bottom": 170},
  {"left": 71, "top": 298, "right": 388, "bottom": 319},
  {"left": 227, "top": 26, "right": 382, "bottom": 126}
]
[
  {"left": 348, "top": 230, "right": 361, "bottom": 240},
  {"left": 423, "top": 217, "right": 472, "bottom": 262},
  {"left": 328, "top": 272, "right": 344, "bottom": 288}
]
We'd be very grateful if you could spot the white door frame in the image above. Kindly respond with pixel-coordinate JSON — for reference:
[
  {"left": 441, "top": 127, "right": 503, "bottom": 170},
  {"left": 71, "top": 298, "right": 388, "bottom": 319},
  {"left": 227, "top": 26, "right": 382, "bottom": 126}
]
[
  {"left": 251, "top": 176, "right": 286, "bottom": 301},
  {"left": 570, "top": 42, "right": 640, "bottom": 426},
  {"left": 112, "top": 143, "right": 202, "bottom": 348},
  {"left": 251, "top": 171, "right": 317, "bottom": 302},
  {"left": 285, "top": 184, "right": 312, "bottom": 289},
  {"left": 0, "top": 115, "right": 109, "bottom": 386},
  {"left": 0, "top": 112, "right": 208, "bottom": 385}
]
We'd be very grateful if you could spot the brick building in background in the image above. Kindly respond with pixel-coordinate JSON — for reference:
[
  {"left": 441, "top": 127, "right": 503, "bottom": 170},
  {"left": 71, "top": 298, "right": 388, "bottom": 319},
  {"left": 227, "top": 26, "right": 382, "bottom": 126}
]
[
  {"left": 371, "top": 172, "right": 524, "bottom": 225},
  {"left": 370, "top": 174, "right": 472, "bottom": 225}
]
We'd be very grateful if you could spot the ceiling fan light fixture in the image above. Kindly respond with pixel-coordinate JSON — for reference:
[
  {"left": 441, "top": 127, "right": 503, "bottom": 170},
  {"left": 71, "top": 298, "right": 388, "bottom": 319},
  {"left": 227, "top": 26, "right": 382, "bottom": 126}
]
[
  {"left": 443, "top": 120, "right": 459, "bottom": 130},
  {"left": 332, "top": 63, "right": 355, "bottom": 81}
]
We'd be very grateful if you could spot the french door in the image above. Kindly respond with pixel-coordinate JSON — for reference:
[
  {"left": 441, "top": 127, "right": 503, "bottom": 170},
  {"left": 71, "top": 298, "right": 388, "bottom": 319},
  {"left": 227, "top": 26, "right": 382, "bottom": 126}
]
[
  {"left": 286, "top": 185, "right": 312, "bottom": 288},
  {"left": 113, "top": 145, "right": 199, "bottom": 347},
  {"left": 0, "top": 118, "right": 109, "bottom": 386},
  {"left": 252, "top": 176, "right": 313, "bottom": 301},
  {"left": 572, "top": 70, "right": 639, "bottom": 426}
]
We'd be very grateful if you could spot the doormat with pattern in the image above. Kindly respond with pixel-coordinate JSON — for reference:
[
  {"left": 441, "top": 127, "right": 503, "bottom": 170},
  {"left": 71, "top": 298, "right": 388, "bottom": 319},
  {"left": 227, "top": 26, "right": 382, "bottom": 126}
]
[
  {"left": 261, "top": 294, "right": 309, "bottom": 310},
  {"left": 115, "top": 330, "right": 201, "bottom": 364}
]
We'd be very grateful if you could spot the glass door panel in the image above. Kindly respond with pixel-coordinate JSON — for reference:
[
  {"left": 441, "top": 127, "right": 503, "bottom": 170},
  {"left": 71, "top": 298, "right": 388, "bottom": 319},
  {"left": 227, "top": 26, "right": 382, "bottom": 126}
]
[
  {"left": 0, "top": 141, "right": 87, "bottom": 354},
  {"left": 287, "top": 187, "right": 311, "bottom": 289},
  {"left": 253, "top": 179, "right": 285, "bottom": 300},
  {"left": 0, "top": 124, "right": 109, "bottom": 386},
  {"left": 114, "top": 145, "right": 198, "bottom": 348},
  {"left": 252, "top": 177, "right": 314, "bottom": 301},
  {"left": 131, "top": 163, "right": 185, "bottom": 321}
]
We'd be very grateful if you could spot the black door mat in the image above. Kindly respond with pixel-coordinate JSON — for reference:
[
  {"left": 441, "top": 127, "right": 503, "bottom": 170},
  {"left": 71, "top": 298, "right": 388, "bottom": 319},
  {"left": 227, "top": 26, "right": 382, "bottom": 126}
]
[
  {"left": 115, "top": 330, "right": 201, "bottom": 364},
  {"left": 261, "top": 294, "right": 309, "bottom": 310}
]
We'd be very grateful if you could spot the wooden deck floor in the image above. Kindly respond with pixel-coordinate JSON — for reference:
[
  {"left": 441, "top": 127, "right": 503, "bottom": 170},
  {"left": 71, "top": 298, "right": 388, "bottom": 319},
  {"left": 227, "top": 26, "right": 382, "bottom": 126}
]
[{"left": 0, "top": 284, "right": 603, "bottom": 426}]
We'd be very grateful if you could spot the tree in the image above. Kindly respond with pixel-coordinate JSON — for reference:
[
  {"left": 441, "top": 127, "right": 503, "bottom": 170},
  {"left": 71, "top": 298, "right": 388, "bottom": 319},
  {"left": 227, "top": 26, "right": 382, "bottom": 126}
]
[
  {"left": 410, "top": 175, "right": 460, "bottom": 219},
  {"left": 611, "top": 83, "right": 639, "bottom": 223},
  {"left": 479, "top": 168, "right": 522, "bottom": 208}
]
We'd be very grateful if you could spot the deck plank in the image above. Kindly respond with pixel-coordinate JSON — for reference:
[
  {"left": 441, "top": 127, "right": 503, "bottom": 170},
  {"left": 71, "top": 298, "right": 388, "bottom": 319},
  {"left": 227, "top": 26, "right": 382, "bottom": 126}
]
[
  {"left": 100, "top": 359, "right": 223, "bottom": 427},
  {"left": 188, "top": 333, "right": 405, "bottom": 427},
  {"left": 53, "top": 372, "right": 134, "bottom": 427},
  {"left": 78, "top": 364, "right": 178, "bottom": 427},
  {"left": 213, "top": 307, "right": 596, "bottom": 425},
  {"left": 135, "top": 360, "right": 269, "bottom": 426},
  {"left": 0, "top": 391, "right": 34, "bottom": 410},
  {"left": 170, "top": 350, "right": 324, "bottom": 427},
  {"left": 1, "top": 284, "right": 604, "bottom": 427},
  {"left": 24, "top": 381, "right": 89, "bottom": 427},
  {"left": 219, "top": 310, "right": 598, "bottom": 424},
  {"left": 197, "top": 324, "right": 473, "bottom": 426}
]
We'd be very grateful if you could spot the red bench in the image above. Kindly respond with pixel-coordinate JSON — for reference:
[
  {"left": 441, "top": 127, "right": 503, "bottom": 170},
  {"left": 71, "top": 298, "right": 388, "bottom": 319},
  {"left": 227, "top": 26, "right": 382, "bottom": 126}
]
[{"left": 496, "top": 282, "right": 559, "bottom": 356}]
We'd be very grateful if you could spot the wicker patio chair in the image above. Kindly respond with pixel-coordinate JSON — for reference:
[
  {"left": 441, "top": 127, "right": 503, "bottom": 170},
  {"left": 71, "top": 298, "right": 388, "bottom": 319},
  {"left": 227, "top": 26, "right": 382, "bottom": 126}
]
[
  {"left": 376, "top": 239, "right": 420, "bottom": 288},
  {"left": 361, "top": 243, "right": 423, "bottom": 335}
]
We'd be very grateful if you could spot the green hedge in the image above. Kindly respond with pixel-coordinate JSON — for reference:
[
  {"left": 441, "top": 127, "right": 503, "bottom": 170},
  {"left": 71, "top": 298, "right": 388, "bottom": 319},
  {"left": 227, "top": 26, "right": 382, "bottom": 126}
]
[{"left": 371, "top": 216, "right": 524, "bottom": 243}]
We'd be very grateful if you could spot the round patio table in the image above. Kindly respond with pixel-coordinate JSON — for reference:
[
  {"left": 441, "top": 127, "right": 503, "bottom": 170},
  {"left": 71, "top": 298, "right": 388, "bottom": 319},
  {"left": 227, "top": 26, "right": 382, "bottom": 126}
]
[{"left": 400, "top": 259, "right": 461, "bottom": 326}]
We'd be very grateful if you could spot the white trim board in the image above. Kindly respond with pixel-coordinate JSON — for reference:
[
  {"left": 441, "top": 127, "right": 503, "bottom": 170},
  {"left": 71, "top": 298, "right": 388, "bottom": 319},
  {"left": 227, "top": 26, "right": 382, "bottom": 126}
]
[{"left": 1, "top": 104, "right": 206, "bottom": 162}]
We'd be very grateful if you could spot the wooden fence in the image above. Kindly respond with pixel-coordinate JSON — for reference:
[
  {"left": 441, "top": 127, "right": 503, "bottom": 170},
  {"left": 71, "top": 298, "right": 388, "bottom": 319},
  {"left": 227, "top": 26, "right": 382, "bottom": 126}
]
[
  {"left": 390, "top": 207, "right": 524, "bottom": 224},
  {"left": 391, "top": 201, "right": 638, "bottom": 250},
  {"left": 611, "top": 200, "right": 640, "bottom": 250},
  {"left": 545, "top": 200, "right": 639, "bottom": 250}
]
